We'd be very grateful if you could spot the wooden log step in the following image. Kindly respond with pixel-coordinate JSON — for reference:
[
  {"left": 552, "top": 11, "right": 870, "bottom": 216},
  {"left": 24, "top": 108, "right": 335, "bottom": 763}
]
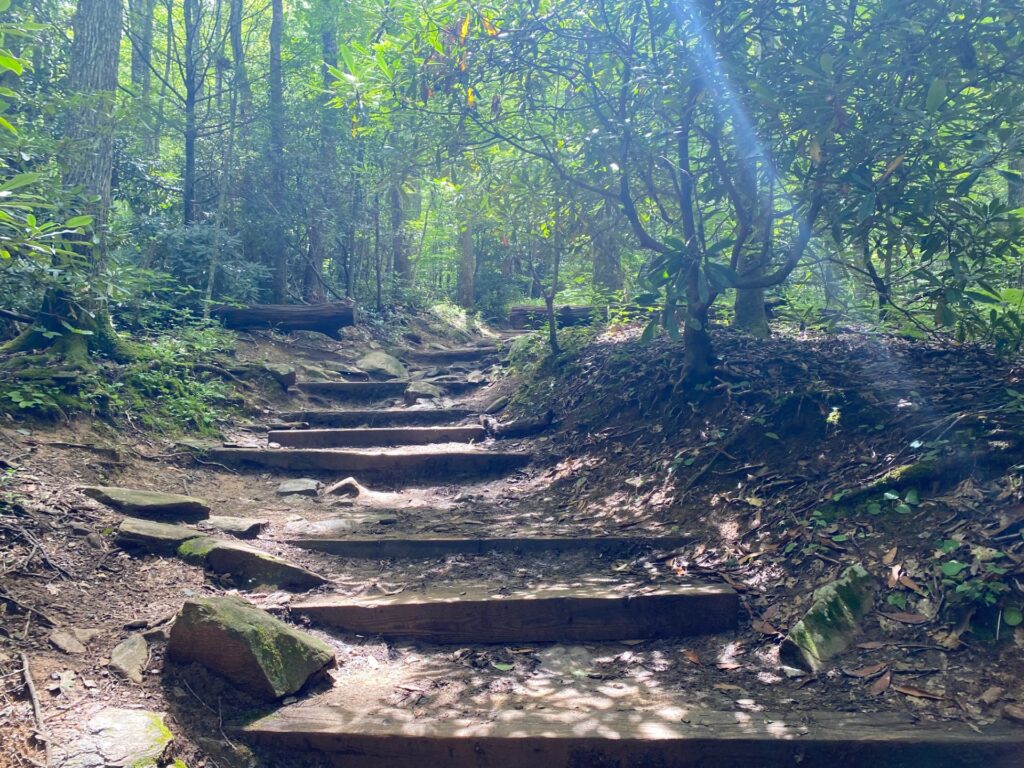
[
  {"left": 288, "top": 535, "right": 692, "bottom": 559},
  {"left": 237, "top": 705, "right": 1023, "bottom": 768},
  {"left": 206, "top": 447, "right": 530, "bottom": 480},
  {"left": 297, "top": 381, "right": 409, "bottom": 400},
  {"left": 292, "top": 582, "right": 737, "bottom": 643},
  {"left": 213, "top": 302, "right": 356, "bottom": 338},
  {"left": 404, "top": 347, "right": 499, "bottom": 364},
  {"left": 268, "top": 426, "right": 486, "bottom": 449},
  {"left": 276, "top": 409, "right": 476, "bottom": 428}
]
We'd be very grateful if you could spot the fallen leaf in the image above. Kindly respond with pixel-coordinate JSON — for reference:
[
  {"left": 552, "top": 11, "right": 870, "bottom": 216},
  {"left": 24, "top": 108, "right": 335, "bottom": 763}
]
[
  {"left": 898, "top": 575, "right": 928, "bottom": 597},
  {"left": 1004, "top": 704, "right": 1024, "bottom": 724},
  {"left": 857, "top": 641, "right": 886, "bottom": 650},
  {"left": 980, "top": 686, "right": 1004, "bottom": 706},
  {"left": 882, "top": 547, "right": 898, "bottom": 565},
  {"left": 717, "top": 662, "right": 743, "bottom": 671},
  {"left": 846, "top": 662, "right": 888, "bottom": 678},
  {"left": 713, "top": 683, "right": 742, "bottom": 691},
  {"left": 879, "top": 611, "right": 930, "bottom": 625},
  {"left": 751, "top": 619, "right": 780, "bottom": 635},
  {"left": 869, "top": 669, "right": 892, "bottom": 695},
  {"left": 893, "top": 684, "right": 944, "bottom": 700},
  {"left": 887, "top": 564, "right": 902, "bottom": 589},
  {"left": 682, "top": 649, "right": 701, "bottom": 665},
  {"left": 490, "top": 662, "right": 514, "bottom": 672}
]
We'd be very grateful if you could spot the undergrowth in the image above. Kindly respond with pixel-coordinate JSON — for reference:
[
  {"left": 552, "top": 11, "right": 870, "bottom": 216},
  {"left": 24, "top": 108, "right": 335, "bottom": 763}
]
[{"left": 0, "top": 320, "right": 239, "bottom": 434}]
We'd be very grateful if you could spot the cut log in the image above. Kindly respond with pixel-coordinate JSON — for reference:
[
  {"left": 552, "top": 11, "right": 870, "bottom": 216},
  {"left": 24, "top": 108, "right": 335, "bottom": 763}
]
[
  {"left": 507, "top": 305, "right": 607, "bottom": 330},
  {"left": 276, "top": 410, "right": 476, "bottom": 428},
  {"left": 268, "top": 426, "right": 486, "bottom": 449},
  {"left": 206, "top": 447, "right": 530, "bottom": 482},
  {"left": 403, "top": 346, "right": 499, "bottom": 364},
  {"left": 288, "top": 535, "right": 692, "bottom": 559},
  {"left": 293, "top": 582, "right": 737, "bottom": 643},
  {"left": 213, "top": 302, "right": 356, "bottom": 338},
  {"left": 296, "top": 381, "right": 408, "bottom": 401},
  {"left": 237, "top": 705, "right": 1024, "bottom": 768}
]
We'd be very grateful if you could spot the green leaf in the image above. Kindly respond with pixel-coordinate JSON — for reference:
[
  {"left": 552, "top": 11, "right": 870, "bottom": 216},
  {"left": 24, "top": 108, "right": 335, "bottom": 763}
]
[
  {"left": 904, "top": 489, "right": 919, "bottom": 505},
  {"left": 940, "top": 560, "right": 968, "bottom": 578},
  {"left": 490, "top": 661, "right": 514, "bottom": 672},
  {"left": 64, "top": 215, "right": 94, "bottom": 229},
  {"left": 1003, "top": 607, "right": 1023, "bottom": 627},
  {"left": 0, "top": 172, "right": 40, "bottom": 193},
  {"left": 704, "top": 262, "right": 739, "bottom": 291},
  {"left": 925, "top": 79, "right": 947, "bottom": 113},
  {"left": 0, "top": 53, "right": 23, "bottom": 75},
  {"left": 0, "top": 0, "right": 11, "bottom": 12},
  {"left": 339, "top": 42, "right": 356, "bottom": 75},
  {"left": 639, "top": 318, "right": 658, "bottom": 345}
]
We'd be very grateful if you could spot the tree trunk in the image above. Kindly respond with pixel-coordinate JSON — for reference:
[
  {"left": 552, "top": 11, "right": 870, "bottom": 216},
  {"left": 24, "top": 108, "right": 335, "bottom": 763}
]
[
  {"left": 305, "top": 20, "right": 339, "bottom": 303},
  {"left": 228, "top": 0, "right": 252, "bottom": 118},
  {"left": 128, "top": 0, "right": 155, "bottom": 95},
  {"left": 182, "top": 0, "right": 199, "bottom": 225},
  {"left": 457, "top": 217, "right": 475, "bottom": 308},
  {"left": 390, "top": 180, "right": 411, "bottom": 285},
  {"left": 2, "top": 0, "right": 129, "bottom": 364},
  {"left": 591, "top": 199, "right": 623, "bottom": 293},
  {"left": 268, "top": 0, "right": 288, "bottom": 302},
  {"left": 732, "top": 260, "right": 770, "bottom": 337}
]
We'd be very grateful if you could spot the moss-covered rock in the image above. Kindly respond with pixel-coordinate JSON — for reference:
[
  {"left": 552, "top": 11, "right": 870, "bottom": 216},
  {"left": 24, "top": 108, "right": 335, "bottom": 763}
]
[
  {"left": 357, "top": 350, "right": 408, "bottom": 379},
  {"left": 780, "top": 564, "right": 875, "bottom": 671},
  {"left": 167, "top": 596, "right": 335, "bottom": 701},
  {"left": 72, "top": 709, "right": 172, "bottom": 768},
  {"left": 177, "top": 537, "right": 327, "bottom": 591},
  {"left": 262, "top": 363, "right": 296, "bottom": 389},
  {"left": 82, "top": 486, "right": 211, "bottom": 521},
  {"left": 117, "top": 517, "right": 202, "bottom": 555}
]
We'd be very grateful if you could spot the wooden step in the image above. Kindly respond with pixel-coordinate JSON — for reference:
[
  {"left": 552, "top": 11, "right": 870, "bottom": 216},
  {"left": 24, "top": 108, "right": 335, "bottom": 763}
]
[
  {"left": 276, "top": 409, "right": 476, "bottom": 428},
  {"left": 268, "top": 426, "right": 486, "bottom": 448},
  {"left": 292, "top": 582, "right": 737, "bottom": 643},
  {"left": 288, "top": 535, "right": 692, "bottom": 559},
  {"left": 206, "top": 447, "right": 529, "bottom": 480},
  {"left": 297, "top": 381, "right": 408, "bottom": 400},
  {"left": 237, "top": 705, "right": 1023, "bottom": 768},
  {"left": 404, "top": 347, "right": 499, "bottom": 364}
]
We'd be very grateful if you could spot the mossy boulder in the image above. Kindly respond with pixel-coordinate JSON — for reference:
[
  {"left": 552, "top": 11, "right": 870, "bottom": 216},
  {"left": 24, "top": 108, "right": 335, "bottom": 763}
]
[
  {"left": 780, "top": 563, "right": 875, "bottom": 672},
  {"left": 167, "top": 596, "right": 335, "bottom": 701},
  {"left": 177, "top": 537, "right": 327, "bottom": 591},
  {"left": 357, "top": 351, "right": 408, "bottom": 379},
  {"left": 262, "top": 363, "right": 297, "bottom": 390},
  {"left": 74, "top": 709, "right": 172, "bottom": 768},
  {"left": 117, "top": 517, "right": 202, "bottom": 555},
  {"left": 404, "top": 381, "right": 444, "bottom": 404},
  {"left": 82, "top": 486, "right": 210, "bottom": 522}
]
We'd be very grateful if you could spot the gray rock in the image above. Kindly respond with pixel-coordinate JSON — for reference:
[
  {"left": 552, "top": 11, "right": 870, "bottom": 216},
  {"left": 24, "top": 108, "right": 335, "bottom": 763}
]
[
  {"left": 262, "top": 363, "right": 297, "bottom": 389},
  {"left": 780, "top": 563, "right": 874, "bottom": 672},
  {"left": 50, "top": 629, "right": 86, "bottom": 655},
  {"left": 117, "top": 517, "right": 201, "bottom": 555},
  {"left": 404, "top": 381, "right": 444, "bottom": 405},
  {"left": 276, "top": 478, "right": 321, "bottom": 497},
  {"left": 66, "top": 709, "right": 172, "bottom": 768},
  {"left": 485, "top": 395, "right": 510, "bottom": 414},
  {"left": 204, "top": 515, "right": 268, "bottom": 539},
  {"left": 110, "top": 634, "right": 148, "bottom": 684},
  {"left": 323, "top": 476, "right": 368, "bottom": 497},
  {"left": 81, "top": 486, "right": 210, "bottom": 522},
  {"left": 357, "top": 351, "right": 408, "bottom": 379},
  {"left": 177, "top": 537, "right": 328, "bottom": 591},
  {"left": 166, "top": 596, "right": 335, "bottom": 701}
]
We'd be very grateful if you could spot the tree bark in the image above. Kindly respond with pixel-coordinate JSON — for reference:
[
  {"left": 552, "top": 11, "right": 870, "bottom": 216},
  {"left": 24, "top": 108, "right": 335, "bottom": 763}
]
[
  {"left": 228, "top": 0, "right": 252, "bottom": 118},
  {"left": 591, "top": 199, "right": 623, "bottom": 292},
  {"left": 457, "top": 217, "right": 475, "bottom": 308},
  {"left": 268, "top": 0, "right": 288, "bottom": 302},
  {"left": 390, "top": 180, "right": 411, "bottom": 285},
  {"left": 128, "top": 0, "right": 155, "bottom": 95},
  {"left": 182, "top": 0, "right": 200, "bottom": 225}
]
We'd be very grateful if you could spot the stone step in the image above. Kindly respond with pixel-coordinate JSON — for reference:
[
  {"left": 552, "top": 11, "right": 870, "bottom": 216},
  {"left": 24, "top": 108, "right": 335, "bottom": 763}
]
[
  {"left": 268, "top": 426, "right": 487, "bottom": 449},
  {"left": 236, "top": 705, "right": 1023, "bottom": 768},
  {"left": 206, "top": 447, "right": 530, "bottom": 480},
  {"left": 297, "top": 381, "right": 409, "bottom": 400},
  {"left": 288, "top": 535, "right": 692, "bottom": 559},
  {"left": 292, "top": 582, "right": 737, "bottom": 643},
  {"left": 276, "top": 409, "right": 476, "bottom": 428}
]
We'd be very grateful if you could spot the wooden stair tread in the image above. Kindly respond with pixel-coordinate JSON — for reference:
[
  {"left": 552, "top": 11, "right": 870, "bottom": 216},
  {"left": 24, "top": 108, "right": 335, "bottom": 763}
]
[
  {"left": 268, "top": 425, "right": 486, "bottom": 448},
  {"left": 276, "top": 409, "right": 476, "bottom": 428},
  {"left": 238, "top": 704, "right": 1022, "bottom": 767},
  {"left": 293, "top": 581, "right": 737, "bottom": 642},
  {"left": 288, "top": 535, "right": 692, "bottom": 558}
]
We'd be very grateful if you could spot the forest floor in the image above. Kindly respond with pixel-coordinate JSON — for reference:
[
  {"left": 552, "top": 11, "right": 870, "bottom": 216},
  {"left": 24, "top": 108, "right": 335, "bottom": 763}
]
[{"left": 1, "top": 315, "right": 1023, "bottom": 767}]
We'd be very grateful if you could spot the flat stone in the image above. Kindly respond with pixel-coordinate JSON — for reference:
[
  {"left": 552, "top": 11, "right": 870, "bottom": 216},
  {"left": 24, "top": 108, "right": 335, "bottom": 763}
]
[
  {"left": 780, "top": 563, "right": 875, "bottom": 671},
  {"left": 204, "top": 515, "right": 268, "bottom": 539},
  {"left": 50, "top": 629, "right": 86, "bottom": 655},
  {"left": 357, "top": 351, "right": 408, "bottom": 379},
  {"left": 69, "top": 709, "right": 172, "bottom": 768},
  {"left": 323, "top": 476, "right": 368, "bottom": 497},
  {"left": 485, "top": 395, "right": 510, "bottom": 414},
  {"left": 277, "top": 478, "right": 321, "bottom": 497},
  {"left": 282, "top": 516, "right": 398, "bottom": 538},
  {"left": 177, "top": 537, "right": 328, "bottom": 591},
  {"left": 110, "top": 633, "right": 148, "bottom": 684},
  {"left": 263, "top": 363, "right": 297, "bottom": 389},
  {"left": 117, "top": 517, "right": 201, "bottom": 555},
  {"left": 81, "top": 486, "right": 210, "bottom": 522},
  {"left": 167, "top": 596, "right": 335, "bottom": 701},
  {"left": 404, "top": 381, "right": 444, "bottom": 405}
]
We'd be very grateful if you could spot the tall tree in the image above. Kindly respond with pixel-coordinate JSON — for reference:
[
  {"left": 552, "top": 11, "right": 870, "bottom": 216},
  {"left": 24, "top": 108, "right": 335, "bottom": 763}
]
[{"left": 267, "top": 0, "right": 287, "bottom": 302}]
